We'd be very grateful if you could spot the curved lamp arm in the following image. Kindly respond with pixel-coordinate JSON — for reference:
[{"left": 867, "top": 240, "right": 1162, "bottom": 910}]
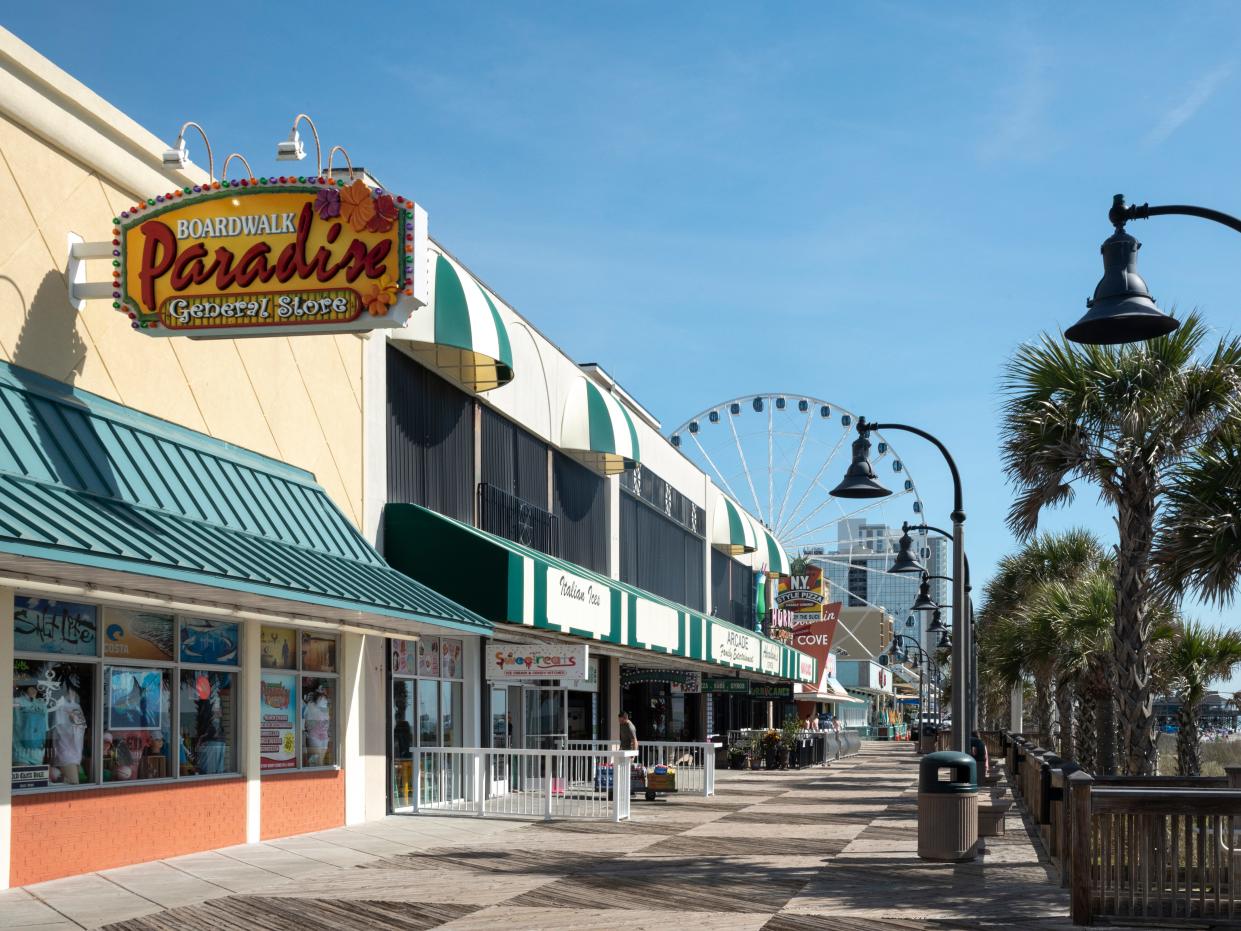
[
  {"left": 292, "top": 113, "right": 323, "bottom": 176},
  {"left": 1110, "top": 193, "right": 1241, "bottom": 235},
  {"left": 220, "top": 153, "right": 254, "bottom": 182},
  {"left": 176, "top": 120, "right": 214, "bottom": 182}
]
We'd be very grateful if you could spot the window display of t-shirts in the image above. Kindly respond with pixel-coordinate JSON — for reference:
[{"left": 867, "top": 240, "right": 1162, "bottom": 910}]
[{"left": 11, "top": 660, "right": 94, "bottom": 788}]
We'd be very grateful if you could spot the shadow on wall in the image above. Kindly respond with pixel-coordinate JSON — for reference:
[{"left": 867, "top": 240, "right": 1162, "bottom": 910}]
[{"left": 0, "top": 269, "right": 122, "bottom": 499}]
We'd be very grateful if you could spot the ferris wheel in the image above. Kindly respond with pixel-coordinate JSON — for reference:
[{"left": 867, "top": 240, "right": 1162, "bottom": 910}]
[{"left": 668, "top": 394, "right": 927, "bottom": 562}]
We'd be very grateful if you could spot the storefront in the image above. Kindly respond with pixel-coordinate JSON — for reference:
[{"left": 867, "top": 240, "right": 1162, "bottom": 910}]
[
  {"left": 836, "top": 659, "right": 896, "bottom": 730},
  {"left": 0, "top": 364, "right": 489, "bottom": 886},
  {"left": 382, "top": 502, "right": 817, "bottom": 759}
]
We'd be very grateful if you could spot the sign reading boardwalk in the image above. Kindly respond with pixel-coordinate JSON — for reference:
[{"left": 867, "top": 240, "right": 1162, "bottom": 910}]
[{"left": 115, "top": 179, "right": 427, "bottom": 337}]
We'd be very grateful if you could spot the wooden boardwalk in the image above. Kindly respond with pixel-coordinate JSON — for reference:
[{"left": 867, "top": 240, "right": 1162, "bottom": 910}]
[{"left": 7, "top": 743, "right": 1082, "bottom": 930}]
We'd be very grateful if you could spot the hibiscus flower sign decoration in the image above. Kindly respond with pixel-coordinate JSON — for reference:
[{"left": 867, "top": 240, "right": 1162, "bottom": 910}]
[{"left": 110, "top": 174, "right": 427, "bottom": 337}]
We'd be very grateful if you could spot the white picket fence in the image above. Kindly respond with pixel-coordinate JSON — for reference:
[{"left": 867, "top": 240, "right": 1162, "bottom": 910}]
[
  {"left": 563, "top": 739, "right": 719, "bottom": 797},
  {"left": 409, "top": 746, "right": 637, "bottom": 821}
]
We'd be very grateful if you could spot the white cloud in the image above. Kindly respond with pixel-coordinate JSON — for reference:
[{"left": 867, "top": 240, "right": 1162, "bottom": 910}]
[{"left": 1145, "top": 62, "right": 1234, "bottom": 146}]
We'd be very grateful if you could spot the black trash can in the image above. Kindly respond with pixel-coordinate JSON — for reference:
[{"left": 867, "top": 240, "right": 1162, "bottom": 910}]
[{"left": 917, "top": 750, "right": 978, "bottom": 861}]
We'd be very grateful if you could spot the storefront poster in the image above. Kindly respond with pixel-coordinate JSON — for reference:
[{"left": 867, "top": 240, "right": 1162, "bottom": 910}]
[
  {"left": 14, "top": 597, "right": 97, "bottom": 656},
  {"left": 440, "top": 638, "right": 462, "bottom": 679},
  {"left": 260, "top": 672, "right": 297, "bottom": 770},
  {"left": 103, "top": 610, "right": 173, "bottom": 661},
  {"left": 180, "top": 618, "right": 239, "bottom": 665},
  {"left": 776, "top": 566, "right": 827, "bottom": 623},
  {"left": 107, "top": 667, "right": 162, "bottom": 730},
  {"left": 418, "top": 637, "right": 440, "bottom": 677},
  {"left": 486, "top": 640, "right": 588, "bottom": 680},
  {"left": 301, "top": 634, "right": 336, "bottom": 672},
  {"left": 391, "top": 640, "right": 414, "bottom": 675},
  {"left": 260, "top": 626, "right": 297, "bottom": 670},
  {"left": 117, "top": 183, "right": 425, "bottom": 338}
]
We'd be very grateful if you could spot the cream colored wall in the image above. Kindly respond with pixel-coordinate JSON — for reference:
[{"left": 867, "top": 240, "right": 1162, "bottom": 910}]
[{"left": 0, "top": 35, "right": 366, "bottom": 528}]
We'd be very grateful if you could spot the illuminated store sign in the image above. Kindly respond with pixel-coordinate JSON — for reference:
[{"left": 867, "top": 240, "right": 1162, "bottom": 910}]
[{"left": 113, "top": 178, "right": 426, "bottom": 337}]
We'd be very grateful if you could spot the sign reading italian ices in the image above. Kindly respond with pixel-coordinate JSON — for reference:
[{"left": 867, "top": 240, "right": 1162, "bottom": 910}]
[
  {"left": 709, "top": 625, "right": 760, "bottom": 669},
  {"left": 486, "top": 640, "right": 589, "bottom": 680},
  {"left": 544, "top": 567, "right": 611, "bottom": 639},
  {"left": 114, "top": 178, "right": 426, "bottom": 337},
  {"left": 259, "top": 673, "right": 297, "bottom": 770}
]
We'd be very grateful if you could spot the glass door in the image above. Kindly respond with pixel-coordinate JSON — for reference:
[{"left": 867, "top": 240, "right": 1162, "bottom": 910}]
[
  {"left": 391, "top": 678, "right": 415, "bottom": 812},
  {"left": 490, "top": 686, "right": 511, "bottom": 793},
  {"left": 523, "top": 687, "right": 566, "bottom": 750}
]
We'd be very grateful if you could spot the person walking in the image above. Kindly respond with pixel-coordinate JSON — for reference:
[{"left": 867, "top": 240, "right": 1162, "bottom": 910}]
[{"left": 618, "top": 711, "right": 639, "bottom": 751}]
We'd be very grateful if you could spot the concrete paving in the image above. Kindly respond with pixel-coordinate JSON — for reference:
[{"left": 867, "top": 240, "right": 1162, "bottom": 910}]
[{"left": 0, "top": 743, "right": 1077, "bottom": 930}]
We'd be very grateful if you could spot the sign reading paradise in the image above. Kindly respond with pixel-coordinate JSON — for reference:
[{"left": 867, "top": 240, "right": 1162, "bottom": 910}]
[{"left": 114, "top": 177, "right": 427, "bottom": 338}]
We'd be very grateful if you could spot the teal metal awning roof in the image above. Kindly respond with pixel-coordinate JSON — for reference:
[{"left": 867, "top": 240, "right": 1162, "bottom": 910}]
[
  {"left": 0, "top": 362, "right": 489, "bottom": 635},
  {"left": 383, "top": 502, "right": 817, "bottom": 683}
]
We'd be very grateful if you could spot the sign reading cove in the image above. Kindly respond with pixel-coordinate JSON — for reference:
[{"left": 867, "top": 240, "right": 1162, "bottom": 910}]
[{"left": 114, "top": 179, "right": 426, "bottom": 337}]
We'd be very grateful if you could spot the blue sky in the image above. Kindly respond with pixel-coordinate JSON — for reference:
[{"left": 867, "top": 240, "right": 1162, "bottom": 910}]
[{"left": 8, "top": 3, "right": 1241, "bottom": 676}]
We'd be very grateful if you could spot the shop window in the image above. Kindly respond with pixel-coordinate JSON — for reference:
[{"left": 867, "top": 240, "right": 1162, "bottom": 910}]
[
  {"left": 179, "top": 670, "right": 236, "bottom": 775},
  {"left": 259, "top": 626, "right": 340, "bottom": 773},
  {"left": 390, "top": 636, "right": 467, "bottom": 809},
  {"left": 11, "top": 596, "right": 241, "bottom": 793}
]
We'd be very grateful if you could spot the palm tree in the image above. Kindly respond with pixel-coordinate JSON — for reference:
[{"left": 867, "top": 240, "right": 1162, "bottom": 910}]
[
  {"left": 977, "top": 529, "right": 1107, "bottom": 746},
  {"left": 1000, "top": 315, "right": 1241, "bottom": 774},
  {"left": 1163, "top": 622, "right": 1241, "bottom": 776},
  {"left": 1155, "top": 421, "right": 1241, "bottom": 607}
]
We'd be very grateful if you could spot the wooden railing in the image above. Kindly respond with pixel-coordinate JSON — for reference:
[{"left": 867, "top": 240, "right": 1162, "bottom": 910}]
[{"left": 999, "top": 731, "right": 1241, "bottom": 926}]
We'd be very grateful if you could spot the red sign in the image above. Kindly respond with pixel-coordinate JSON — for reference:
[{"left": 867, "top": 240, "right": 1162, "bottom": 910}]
[{"left": 790, "top": 602, "right": 843, "bottom": 694}]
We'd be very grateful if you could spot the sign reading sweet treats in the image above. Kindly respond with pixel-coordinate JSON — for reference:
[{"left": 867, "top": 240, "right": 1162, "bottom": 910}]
[{"left": 112, "top": 176, "right": 427, "bottom": 337}]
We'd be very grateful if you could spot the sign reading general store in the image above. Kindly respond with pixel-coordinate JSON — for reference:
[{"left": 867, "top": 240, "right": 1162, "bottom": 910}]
[{"left": 114, "top": 178, "right": 427, "bottom": 337}]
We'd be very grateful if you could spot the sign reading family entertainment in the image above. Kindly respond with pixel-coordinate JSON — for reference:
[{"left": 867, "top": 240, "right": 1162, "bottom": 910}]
[{"left": 113, "top": 178, "right": 427, "bottom": 338}]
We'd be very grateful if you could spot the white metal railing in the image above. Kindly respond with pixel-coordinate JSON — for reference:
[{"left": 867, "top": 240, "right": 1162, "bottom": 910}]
[
  {"left": 563, "top": 739, "right": 720, "bottom": 796},
  {"left": 409, "top": 747, "right": 637, "bottom": 821}
]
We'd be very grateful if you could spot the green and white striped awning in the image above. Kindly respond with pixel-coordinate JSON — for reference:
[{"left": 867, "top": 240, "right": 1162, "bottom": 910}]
[
  {"left": 396, "top": 246, "right": 514, "bottom": 393},
  {"left": 383, "top": 503, "right": 817, "bottom": 684},
  {"left": 762, "top": 527, "right": 789, "bottom": 578},
  {"left": 711, "top": 496, "right": 757, "bottom": 555},
  {"left": 560, "top": 377, "right": 640, "bottom": 475}
]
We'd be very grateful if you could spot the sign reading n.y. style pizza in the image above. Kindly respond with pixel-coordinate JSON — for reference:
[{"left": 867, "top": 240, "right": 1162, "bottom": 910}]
[
  {"left": 776, "top": 566, "right": 827, "bottom": 623},
  {"left": 486, "top": 640, "right": 589, "bottom": 680},
  {"left": 114, "top": 178, "right": 426, "bottom": 337}
]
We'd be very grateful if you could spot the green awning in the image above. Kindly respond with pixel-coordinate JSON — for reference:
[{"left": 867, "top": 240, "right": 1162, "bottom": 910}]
[
  {"left": 0, "top": 362, "right": 490, "bottom": 635},
  {"left": 383, "top": 502, "right": 816, "bottom": 683},
  {"left": 763, "top": 528, "right": 788, "bottom": 578},
  {"left": 559, "top": 377, "right": 640, "bottom": 475},
  {"left": 394, "top": 245, "right": 514, "bottom": 393},
  {"left": 711, "top": 496, "right": 756, "bottom": 555}
]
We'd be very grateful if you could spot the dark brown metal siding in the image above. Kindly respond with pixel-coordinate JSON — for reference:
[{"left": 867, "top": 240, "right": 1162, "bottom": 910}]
[
  {"left": 710, "top": 548, "right": 755, "bottom": 629},
  {"left": 480, "top": 405, "right": 549, "bottom": 510},
  {"left": 386, "top": 346, "right": 474, "bottom": 523},
  {"left": 619, "top": 492, "right": 705, "bottom": 611},
  {"left": 552, "top": 450, "right": 608, "bottom": 574}
]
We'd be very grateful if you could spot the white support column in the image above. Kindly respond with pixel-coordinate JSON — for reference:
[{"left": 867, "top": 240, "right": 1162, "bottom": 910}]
[
  {"left": 0, "top": 587, "right": 13, "bottom": 890},
  {"left": 342, "top": 632, "right": 366, "bottom": 825},
  {"left": 243, "top": 619, "right": 262, "bottom": 843},
  {"left": 1010, "top": 682, "right": 1024, "bottom": 733},
  {"left": 462, "top": 636, "right": 481, "bottom": 749}
]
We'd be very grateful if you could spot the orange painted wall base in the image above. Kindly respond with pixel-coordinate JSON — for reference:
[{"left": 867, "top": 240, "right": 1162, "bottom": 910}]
[
  {"left": 260, "top": 769, "right": 345, "bottom": 840},
  {"left": 10, "top": 778, "right": 246, "bottom": 887}
]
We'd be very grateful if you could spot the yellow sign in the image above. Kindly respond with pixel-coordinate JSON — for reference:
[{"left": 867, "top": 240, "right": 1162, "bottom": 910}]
[{"left": 115, "top": 178, "right": 426, "bottom": 338}]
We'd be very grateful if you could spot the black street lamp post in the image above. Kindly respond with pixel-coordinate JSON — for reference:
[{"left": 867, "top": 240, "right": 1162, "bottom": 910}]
[
  {"left": 830, "top": 418, "right": 971, "bottom": 752},
  {"left": 888, "top": 633, "right": 939, "bottom": 730},
  {"left": 1067, "top": 193, "right": 1241, "bottom": 345}
]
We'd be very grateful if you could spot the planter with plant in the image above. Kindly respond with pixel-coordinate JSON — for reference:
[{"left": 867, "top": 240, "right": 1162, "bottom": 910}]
[
  {"left": 727, "top": 744, "right": 747, "bottom": 770},
  {"left": 761, "top": 728, "right": 781, "bottom": 770},
  {"left": 779, "top": 714, "right": 801, "bottom": 769}
]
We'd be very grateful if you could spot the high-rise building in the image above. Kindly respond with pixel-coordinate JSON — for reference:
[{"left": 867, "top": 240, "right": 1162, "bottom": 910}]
[{"left": 814, "top": 520, "right": 950, "bottom": 654}]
